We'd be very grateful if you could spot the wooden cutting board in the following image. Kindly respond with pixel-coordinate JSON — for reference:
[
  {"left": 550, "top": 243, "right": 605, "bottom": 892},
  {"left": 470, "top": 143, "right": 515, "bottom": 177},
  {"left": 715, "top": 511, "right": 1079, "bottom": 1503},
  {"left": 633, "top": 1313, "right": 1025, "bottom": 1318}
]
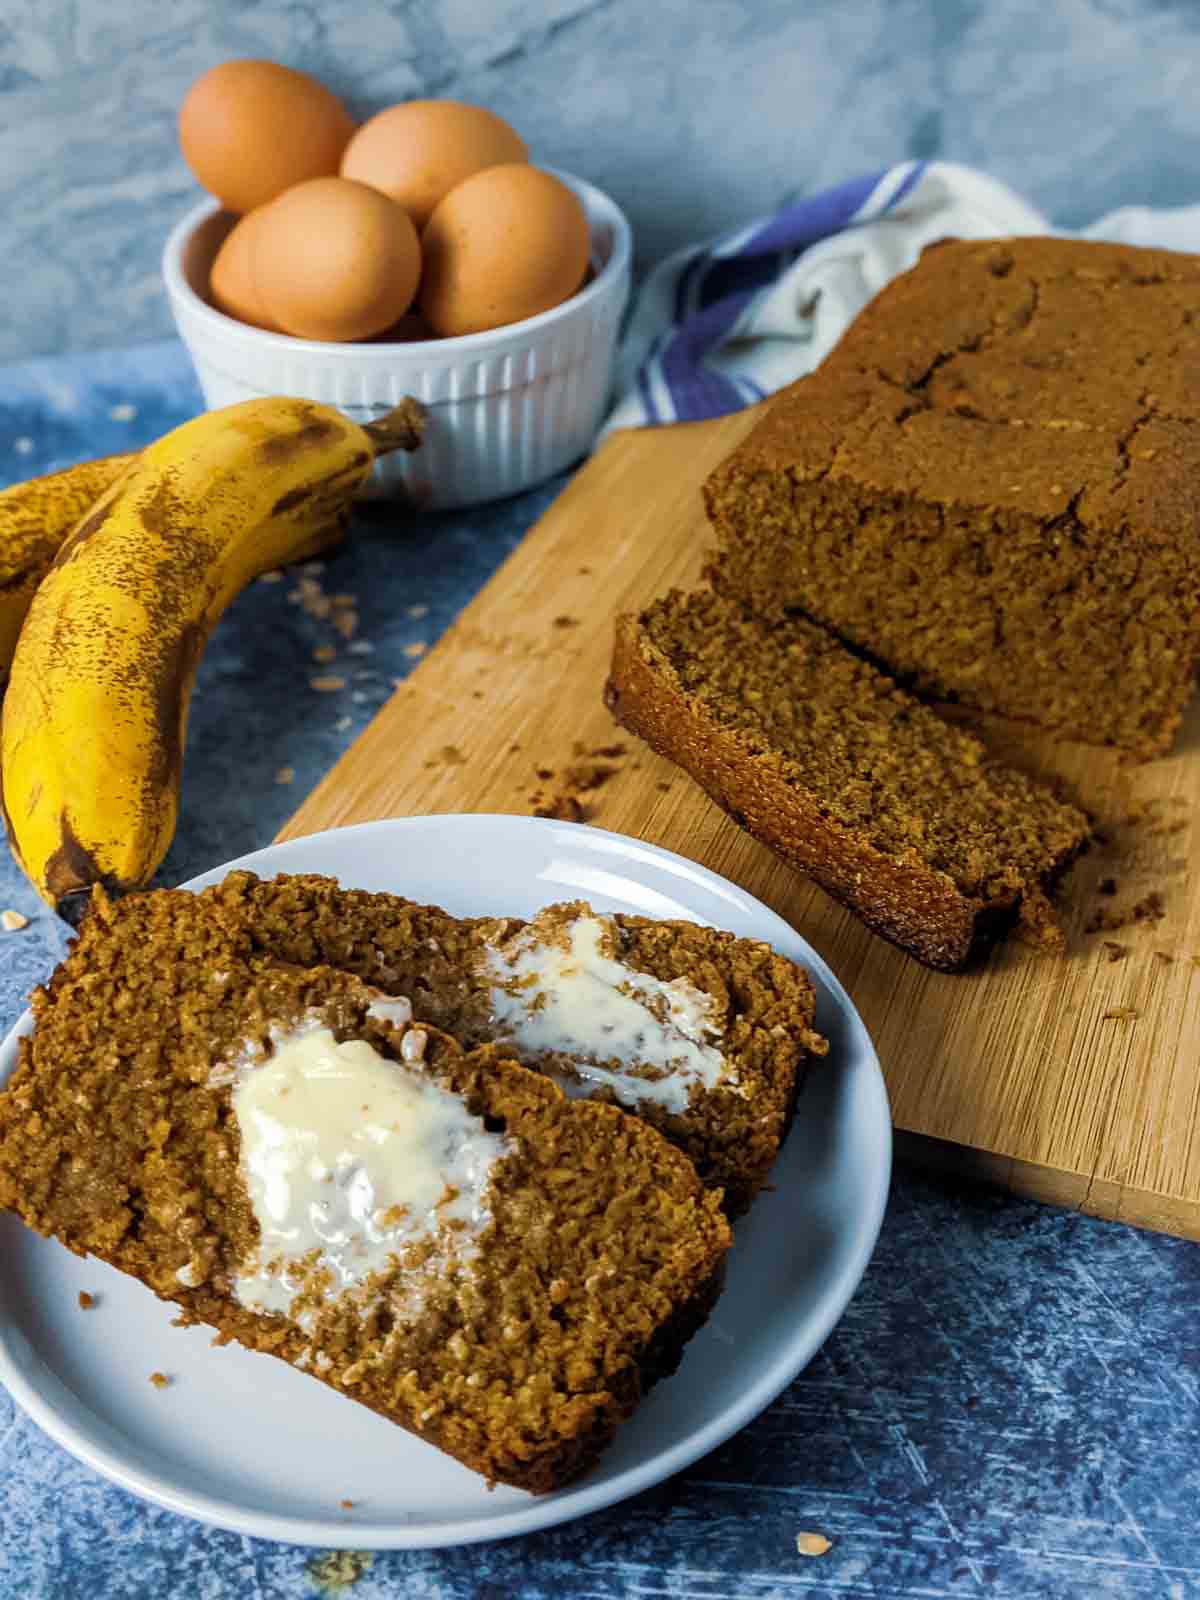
[{"left": 280, "top": 410, "right": 1200, "bottom": 1240}]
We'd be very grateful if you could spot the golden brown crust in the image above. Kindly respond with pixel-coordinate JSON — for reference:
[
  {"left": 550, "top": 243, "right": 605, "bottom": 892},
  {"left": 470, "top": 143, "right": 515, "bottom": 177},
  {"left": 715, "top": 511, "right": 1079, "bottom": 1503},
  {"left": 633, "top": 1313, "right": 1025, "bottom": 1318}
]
[
  {"left": 605, "top": 594, "right": 1091, "bottom": 972},
  {"left": 0, "top": 886, "right": 731, "bottom": 1495},
  {"left": 703, "top": 236, "right": 1200, "bottom": 760},
  {"left": 607, "top": 612, "right": 977, "bottom": 969}
]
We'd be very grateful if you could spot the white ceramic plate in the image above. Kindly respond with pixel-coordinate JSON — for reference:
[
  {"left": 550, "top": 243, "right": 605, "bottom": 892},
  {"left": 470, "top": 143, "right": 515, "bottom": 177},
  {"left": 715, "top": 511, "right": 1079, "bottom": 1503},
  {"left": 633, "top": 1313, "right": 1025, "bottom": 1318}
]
[{"left": 0, "top": 816, "right": 891, "bottom": 1550}]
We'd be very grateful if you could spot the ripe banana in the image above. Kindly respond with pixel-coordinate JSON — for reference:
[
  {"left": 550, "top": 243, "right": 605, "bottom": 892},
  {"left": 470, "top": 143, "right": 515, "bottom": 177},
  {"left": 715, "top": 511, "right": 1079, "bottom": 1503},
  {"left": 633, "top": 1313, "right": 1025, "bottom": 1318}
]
[
  {"left": 0, "top": 453, "right": 136, "bottom": 688},
  {"left": 1, "top": 394, "right": 424, "bottom": 919}
]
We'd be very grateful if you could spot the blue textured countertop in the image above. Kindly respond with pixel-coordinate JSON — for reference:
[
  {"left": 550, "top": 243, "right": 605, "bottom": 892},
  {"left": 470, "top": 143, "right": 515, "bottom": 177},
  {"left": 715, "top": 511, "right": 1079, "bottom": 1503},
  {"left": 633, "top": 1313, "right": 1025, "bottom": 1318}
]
[{"left": 3, "top": 346, "right": 1200, "bottom": 1600}]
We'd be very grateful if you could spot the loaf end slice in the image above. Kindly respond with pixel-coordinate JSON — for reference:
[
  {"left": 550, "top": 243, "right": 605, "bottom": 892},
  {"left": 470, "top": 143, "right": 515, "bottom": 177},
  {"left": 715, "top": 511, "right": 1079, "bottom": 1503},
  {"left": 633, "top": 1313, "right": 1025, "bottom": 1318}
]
[{"left": 605, "top": 588, "right": 1091, "bottom": 971}]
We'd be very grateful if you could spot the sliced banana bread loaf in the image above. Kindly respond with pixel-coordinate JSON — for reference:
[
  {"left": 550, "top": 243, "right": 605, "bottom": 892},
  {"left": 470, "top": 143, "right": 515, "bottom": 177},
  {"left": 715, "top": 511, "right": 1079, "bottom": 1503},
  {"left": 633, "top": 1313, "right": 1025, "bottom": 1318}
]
[
  {"left": 0, "top": 885, "right": 731, "bottom": 1494},
  {"left": 201, "top": 875, "right": 828, "bottom": 1216},
  {"left": 704, "top": 236, "right": 1200, "bottom": 759},
  {"left": 605, "top": 587, "right": 1091, "bottom": 970}
]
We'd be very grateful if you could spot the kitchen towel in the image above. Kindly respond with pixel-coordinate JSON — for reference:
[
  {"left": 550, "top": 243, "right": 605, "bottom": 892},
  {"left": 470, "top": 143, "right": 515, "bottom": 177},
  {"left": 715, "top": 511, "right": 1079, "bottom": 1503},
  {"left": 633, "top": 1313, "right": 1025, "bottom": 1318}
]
[{"left": 601, "top": 158, "right": 1200, "bottom": 439}]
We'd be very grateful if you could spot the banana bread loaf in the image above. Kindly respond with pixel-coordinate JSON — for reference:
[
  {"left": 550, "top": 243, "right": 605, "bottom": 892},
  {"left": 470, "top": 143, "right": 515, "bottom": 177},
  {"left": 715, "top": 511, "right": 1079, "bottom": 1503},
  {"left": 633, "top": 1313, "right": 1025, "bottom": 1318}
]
[
  {"left": 200, "top": 874, "right": 828, "bottom": 1216},
  {"left": 0, "top": 885, "right": 731, "bottom": 1494},
  {"left": 704, "top": 236, "right": 1200, "bottom": 760},
  {"left": 605, "top": 587, "right": 1091, "bottom": 970}
]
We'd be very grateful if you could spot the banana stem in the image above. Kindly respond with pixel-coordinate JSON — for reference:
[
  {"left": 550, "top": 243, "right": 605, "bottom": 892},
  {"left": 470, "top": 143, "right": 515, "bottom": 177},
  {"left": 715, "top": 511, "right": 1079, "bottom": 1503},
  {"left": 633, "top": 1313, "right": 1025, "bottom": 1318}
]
[{"left": 362, "top": 398, "right": 427, "bottom": 458}]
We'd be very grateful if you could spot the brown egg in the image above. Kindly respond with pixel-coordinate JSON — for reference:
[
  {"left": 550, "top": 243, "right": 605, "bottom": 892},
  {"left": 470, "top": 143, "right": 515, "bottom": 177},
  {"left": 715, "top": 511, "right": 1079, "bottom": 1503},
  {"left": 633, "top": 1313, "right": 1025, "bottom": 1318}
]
[
  {"left": 418, "top": 165, "right": 589, "bottom": 338},
  {"left": 180, "top": 59, "right": 355, "bottom": 213},
  {"left": 208, "top": 210, "right": 283, "bottom": 331},
  {"left": 250, "top": 177, "right": 422, "bottom": 342},
  {"left": 340, "top": 100, "right": 528, "bottom": 231}
]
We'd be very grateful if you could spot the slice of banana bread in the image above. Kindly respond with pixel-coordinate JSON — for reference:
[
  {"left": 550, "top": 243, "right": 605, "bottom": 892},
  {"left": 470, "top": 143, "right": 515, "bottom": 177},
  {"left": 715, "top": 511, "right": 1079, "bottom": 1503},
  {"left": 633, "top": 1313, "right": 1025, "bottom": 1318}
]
[
  {"left": 0, "top": 885, "right": 731, "bottom": 1495},
  {"left": 704, "top": 236, "right": 1200, "bottom": 759},
  {"left": 605, "top": 587, "right": 1091, "bottom": 971},
  {"left": 200, "top": 876, "right": 828, "bottom": 1216}
]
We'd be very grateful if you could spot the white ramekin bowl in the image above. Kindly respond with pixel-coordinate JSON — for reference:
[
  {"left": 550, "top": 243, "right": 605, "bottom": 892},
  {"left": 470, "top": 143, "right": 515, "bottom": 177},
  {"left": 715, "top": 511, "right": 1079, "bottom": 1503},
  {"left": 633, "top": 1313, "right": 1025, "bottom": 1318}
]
[{"left": 162, "top": 170, "right": 632, "bottom": 509}]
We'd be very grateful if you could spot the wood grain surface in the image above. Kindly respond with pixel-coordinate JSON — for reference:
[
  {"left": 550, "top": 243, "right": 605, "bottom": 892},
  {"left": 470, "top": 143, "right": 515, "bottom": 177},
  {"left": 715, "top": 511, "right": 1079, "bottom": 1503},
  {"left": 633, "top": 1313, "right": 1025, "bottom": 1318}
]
[{"left": 280, "top": 410, "right": 1200, "bottom": 1239}]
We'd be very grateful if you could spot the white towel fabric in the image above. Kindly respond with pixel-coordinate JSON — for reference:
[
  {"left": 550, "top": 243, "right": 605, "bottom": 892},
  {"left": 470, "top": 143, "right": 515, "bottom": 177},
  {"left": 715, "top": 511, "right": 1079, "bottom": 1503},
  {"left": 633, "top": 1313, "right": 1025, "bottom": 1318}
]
[{"left": 600, "top": 159, "right": 1200, "bottom": 441}]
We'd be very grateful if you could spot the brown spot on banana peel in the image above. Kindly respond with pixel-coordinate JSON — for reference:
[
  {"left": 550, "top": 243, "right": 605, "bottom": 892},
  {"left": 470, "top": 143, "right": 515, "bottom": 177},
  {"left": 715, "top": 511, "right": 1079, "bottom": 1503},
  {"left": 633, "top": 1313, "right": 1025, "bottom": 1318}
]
[
  {"left": 0, "top": 566, "right": 41, "bottom": 595},
  {"left": 152, "top": 619, "right": 207, "bottom": 797},
  {"left": 258, "top": 417, "right": 339, "bottom": 466},
  {"left": 272, "top": 454, "right": 369, "bottom": 517},
  {"left": 138, "top": 474, "right": 186, "bottom": 538},
  {"left": 46, "top": 489, "right": 120, "bottom": 568},
  {"left": 43, "top": 813, "right": 124, "bottom": 916}
]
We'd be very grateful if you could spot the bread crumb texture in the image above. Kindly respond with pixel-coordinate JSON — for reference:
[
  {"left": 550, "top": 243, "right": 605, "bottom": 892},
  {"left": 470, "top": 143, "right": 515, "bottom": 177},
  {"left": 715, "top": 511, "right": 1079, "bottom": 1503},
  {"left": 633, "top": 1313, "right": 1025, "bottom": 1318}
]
[{"left": 704, "top": 237, "right": 1200, "bottom": 759}]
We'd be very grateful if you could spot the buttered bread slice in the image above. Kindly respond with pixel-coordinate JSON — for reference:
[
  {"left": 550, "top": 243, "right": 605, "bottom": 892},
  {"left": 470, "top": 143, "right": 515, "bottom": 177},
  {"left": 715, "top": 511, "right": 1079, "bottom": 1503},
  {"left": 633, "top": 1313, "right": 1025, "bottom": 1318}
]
[
  {"left": 203, "top": 873, "right": 829, "bottom": 1215},
  {"left": 0, "top": 885, "right": 730, "bottom": 1495}
]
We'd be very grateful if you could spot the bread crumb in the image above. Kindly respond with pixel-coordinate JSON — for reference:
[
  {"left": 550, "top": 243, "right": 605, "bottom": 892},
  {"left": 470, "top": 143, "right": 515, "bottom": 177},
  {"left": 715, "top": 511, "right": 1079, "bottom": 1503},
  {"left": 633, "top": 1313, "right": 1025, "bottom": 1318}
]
[
  {"left": 330, "top": 592, "right": 356, "bottom": 608},
  {"left": 302, "top": 561, "right": 326, "bottom": 576},
  {"left": 1101, "top": 942, "right": 1127, "bottom": 963},
  {"left": 1153, "top": 950, "right": 1174, "bottom": 965},
  {"left": 796, "top": 1531, "right": 832, "bottom": 1557},
  {"left": 563, "top": 762, "right": 618, "bottom": 793},
  {"left": 149, "top": 1371, "right": 171, "bottom": 1389},
  {"left": 299, "top": 586, "right": 333, "bottom": 620},
  {"left": 275, "top": 766, "right": 295, "bottom": 786},
  {"left": 258, "top": 570, "right": 284, "bottom": 584},
  {"left": 339, "top": 1498, "right": 355, "bottom": 1510},
  {"left": 310, "top": 675, "right": 347, "bottom": 693},
  {"left": 1135, "top": 891, "right": 1167, "bottom": 923},
  {"left": 313, "top": 643, "right": 337, "bottom": 663},
  {"left": 407, "top": 603, "right": 428, "bottom": 619},
  {"left": 1085, "top": 890, "right": 1166, "bottom": 934},
  {"left": 78, "top": 1291, "right": 96, "bottom": 1310},
  {"left": 109, "top": 402, "right": 137, "bottom": 422},
  {"left": 1, "top": 910, "right": 29, "bottom": 931},
  {"left": 333, "top": 609, "right": 358, "bottom": 640},
  {"left": 534, "top": 795, "right": 586, "bottom": 822},
  {"left": 335, "top": 715, "right": 353, "bottom": 732},
  {"left": 553, "top": 615, "right": 579, "bottom": 628},
  {"left": 1102, "top": 1006, "right": 1139, "bottom": 1022},
  {"left": 347, "top": 639, "right": 374, "bottom": 656},
  {"left": 1147, "top": 817, "right": 1189, "bottom": 837},
  {"left": 307, "top": 1551, "right": 373, "bottom": 1593},
  {"left": 403, "top": 641, "right": 427, "bottom": 659}
]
